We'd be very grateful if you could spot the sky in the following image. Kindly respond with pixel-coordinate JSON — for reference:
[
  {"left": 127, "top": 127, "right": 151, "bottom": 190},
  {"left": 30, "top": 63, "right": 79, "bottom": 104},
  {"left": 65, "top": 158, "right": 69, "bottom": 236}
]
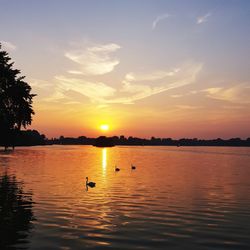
[{"left": 0, "top": 0, "right": 250, "bottom": 139}]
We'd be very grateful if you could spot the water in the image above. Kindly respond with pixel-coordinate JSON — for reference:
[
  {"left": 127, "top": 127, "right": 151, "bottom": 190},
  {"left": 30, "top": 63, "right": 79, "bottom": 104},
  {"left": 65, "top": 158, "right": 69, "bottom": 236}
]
[{"left": 1, "top": 145, "right": 250, "bottom": 249}]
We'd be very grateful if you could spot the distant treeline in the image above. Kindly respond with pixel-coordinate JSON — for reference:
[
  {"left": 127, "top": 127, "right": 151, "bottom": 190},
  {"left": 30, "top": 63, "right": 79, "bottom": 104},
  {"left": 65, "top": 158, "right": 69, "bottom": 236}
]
[
  {"left": 2, "top": 132, "right": 250, "bottom": 148},
  {"left": 50, "top": 135, "right": 250, "bottom": 147}
]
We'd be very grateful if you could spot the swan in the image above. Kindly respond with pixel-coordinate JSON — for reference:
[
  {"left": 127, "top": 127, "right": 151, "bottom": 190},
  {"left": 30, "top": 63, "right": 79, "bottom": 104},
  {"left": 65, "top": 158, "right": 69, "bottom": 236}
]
[
  {"left": 131, "top": 164, "right": 136, "bottom": 170},
  {"left": 86, "top": 177, "right": 96, "bottom": 187},
  {"left": 115, "top": 166, "right": 120, "bottom": 171}
]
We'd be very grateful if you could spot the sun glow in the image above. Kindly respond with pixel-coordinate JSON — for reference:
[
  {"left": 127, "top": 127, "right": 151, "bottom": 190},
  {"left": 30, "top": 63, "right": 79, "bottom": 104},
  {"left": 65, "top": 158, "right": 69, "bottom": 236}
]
[{"left": 100, "top": 124, "right": 109, "bottom": 131}]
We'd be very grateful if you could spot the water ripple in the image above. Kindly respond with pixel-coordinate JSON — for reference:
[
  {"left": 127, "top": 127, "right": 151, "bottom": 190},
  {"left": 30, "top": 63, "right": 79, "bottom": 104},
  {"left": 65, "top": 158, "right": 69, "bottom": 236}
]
[{"left": 1, "top": 146, "right": 250, "bottom": 249}]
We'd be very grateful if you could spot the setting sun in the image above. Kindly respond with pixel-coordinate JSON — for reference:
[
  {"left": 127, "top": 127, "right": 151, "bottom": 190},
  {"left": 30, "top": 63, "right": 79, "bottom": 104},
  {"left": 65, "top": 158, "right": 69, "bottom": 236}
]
[{"left": 100, "top": 124, "right": 109, "bottom": 131}]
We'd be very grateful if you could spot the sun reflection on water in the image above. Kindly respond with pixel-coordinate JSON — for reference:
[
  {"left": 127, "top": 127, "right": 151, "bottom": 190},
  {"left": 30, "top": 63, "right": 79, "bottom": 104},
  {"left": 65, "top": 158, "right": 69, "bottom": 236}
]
[{"left": 102, "top": 148, "right": 107, "bottom": 176}]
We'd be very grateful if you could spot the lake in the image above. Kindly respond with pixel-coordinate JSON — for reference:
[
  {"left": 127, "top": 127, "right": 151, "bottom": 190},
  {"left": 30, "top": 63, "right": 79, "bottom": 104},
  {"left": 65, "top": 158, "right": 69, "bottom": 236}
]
[{"left": 1, "top": 145, "right": 250, "bottom": 249}]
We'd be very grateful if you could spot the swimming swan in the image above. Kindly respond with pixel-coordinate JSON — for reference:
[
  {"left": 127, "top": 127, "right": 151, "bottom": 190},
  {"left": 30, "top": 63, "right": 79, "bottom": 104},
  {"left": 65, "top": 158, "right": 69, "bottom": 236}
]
[
  {"left": 86, "top": 177, "right": 96, "bottom": 187},
  {"left": 115, "top": 166, "right": 120, "bottom": 171}
]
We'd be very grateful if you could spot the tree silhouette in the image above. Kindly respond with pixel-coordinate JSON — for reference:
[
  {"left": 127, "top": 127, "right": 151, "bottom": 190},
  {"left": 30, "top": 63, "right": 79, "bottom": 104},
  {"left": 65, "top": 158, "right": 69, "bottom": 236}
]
[{"left": 0, "top": 43, "right": 35, "bottom": 149}]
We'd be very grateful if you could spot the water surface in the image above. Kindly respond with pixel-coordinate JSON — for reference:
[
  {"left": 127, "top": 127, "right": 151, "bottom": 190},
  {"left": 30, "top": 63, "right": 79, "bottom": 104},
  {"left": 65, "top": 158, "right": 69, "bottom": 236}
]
[{"left": 1, "top": 146, "right": 250, "bottom": 249}]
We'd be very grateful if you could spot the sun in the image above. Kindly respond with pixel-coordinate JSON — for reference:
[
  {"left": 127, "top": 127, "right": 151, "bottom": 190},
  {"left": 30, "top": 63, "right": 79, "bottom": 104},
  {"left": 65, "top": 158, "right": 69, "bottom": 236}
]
[{"left": 100, "top": 124, "right": 109, "bottom": 131}]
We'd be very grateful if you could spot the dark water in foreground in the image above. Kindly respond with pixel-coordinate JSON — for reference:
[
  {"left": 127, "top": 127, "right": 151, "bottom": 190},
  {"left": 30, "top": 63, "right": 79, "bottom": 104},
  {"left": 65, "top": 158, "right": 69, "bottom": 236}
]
[{"left": 0, "top": 146, "right": 250, "bottom": 249}]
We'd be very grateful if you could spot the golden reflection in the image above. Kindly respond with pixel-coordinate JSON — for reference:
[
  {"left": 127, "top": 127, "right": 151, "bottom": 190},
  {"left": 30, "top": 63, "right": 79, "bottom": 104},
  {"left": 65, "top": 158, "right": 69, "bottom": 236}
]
[{"left": 102, "top": 148, "right": 107, "bottom": 175}]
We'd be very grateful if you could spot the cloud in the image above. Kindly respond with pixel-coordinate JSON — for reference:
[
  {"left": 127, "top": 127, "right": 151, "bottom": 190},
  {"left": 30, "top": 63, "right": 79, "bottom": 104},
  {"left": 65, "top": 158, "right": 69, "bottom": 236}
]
[
  {"left": 47, "top": 62, "right": 202, "bottom": 106},
  {"left": 170, "top": 94, "right": 184, "bottom": 98},
  {"left": 203, "top": 84, "right": 250, "bottom": 104},
  {"left": 175, "top": 105, "right": 203, "bottom": 110},
  {"left": 54, "top": 75, "right": 116, "bottom": 103},
  {"left": 152, "top": 13, "right": 170, "bottom": 30},
  {"left": 196, "top": 13, "right": 211, "bottom": 24},
  {"left": 125, "top": 68, "right": 180, "bottom": 82},
  {"left": 0, "top": 41, "right": 17, "bottom": 51},
  {"left": 106, "top": 63, "right": 202, "bottom": 104},
  {"left": 65, "top": 43, "right": 121, "bottom": 76}
]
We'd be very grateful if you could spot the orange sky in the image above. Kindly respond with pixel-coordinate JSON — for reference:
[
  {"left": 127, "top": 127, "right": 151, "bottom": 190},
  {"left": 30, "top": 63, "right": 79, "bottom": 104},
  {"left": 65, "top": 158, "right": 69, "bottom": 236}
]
[{"left": 1, "top": 1, "right": 250, "bottom": 139}]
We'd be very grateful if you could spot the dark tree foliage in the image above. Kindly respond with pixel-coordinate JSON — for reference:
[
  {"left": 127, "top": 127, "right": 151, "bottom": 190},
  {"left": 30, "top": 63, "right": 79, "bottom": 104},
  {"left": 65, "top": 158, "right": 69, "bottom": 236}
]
[
  {"left": 0, "top": 43, "right": 36, "bottom": 149},
  {"left": 15, "top": 129, "right": 46, "bottom": 146}
]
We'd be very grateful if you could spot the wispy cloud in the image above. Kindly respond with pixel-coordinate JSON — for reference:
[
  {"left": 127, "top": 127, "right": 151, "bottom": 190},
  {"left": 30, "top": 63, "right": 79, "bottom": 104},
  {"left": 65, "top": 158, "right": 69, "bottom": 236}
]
[
  {"left": 45, "top": 62, "right": 202, "bottom": 106},
  {"left": 65, "top": 43, "right": 121, "bottom": 75},
  {"left": 203, "top": 84, "right": 250, "bottom": 104},
  {"left": 196, "top": 12, "right": 211, "bottom": 24},
  {"left": 175, "top": 105, "right": 203, "bottom": 110},
  {"left": 0, "top": 41, "right": 17, "bottom": 51},
  {"left": 152, "top": 13, "right": 170, "bottom": 30},
  {"left": 36, "top": 39, "right": 202, "bottom": 107},
  {"left": 125, "top": 68, "right": 180, "bottom": 82},
  {"left": 170, "top": 94, "right": 184, "bottom": 98},
  {"left": 112, "top": 63, "right": 202, "bottom": 104},
  {"left": 55, "top": 75, "right": 116, "bottom": 103}
]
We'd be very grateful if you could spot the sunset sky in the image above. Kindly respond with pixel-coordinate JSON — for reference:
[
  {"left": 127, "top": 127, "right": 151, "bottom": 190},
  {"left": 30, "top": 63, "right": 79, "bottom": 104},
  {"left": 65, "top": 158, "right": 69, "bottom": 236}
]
[{"left": 1, "top": 0, "right": 250, "bottom": 139}]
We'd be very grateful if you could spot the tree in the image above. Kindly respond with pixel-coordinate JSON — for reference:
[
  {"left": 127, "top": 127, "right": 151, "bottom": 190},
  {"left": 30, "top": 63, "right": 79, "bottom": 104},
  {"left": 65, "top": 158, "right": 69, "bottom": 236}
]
[{"left": 0, "top": 43, "right": 36, "bottom": 150}]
